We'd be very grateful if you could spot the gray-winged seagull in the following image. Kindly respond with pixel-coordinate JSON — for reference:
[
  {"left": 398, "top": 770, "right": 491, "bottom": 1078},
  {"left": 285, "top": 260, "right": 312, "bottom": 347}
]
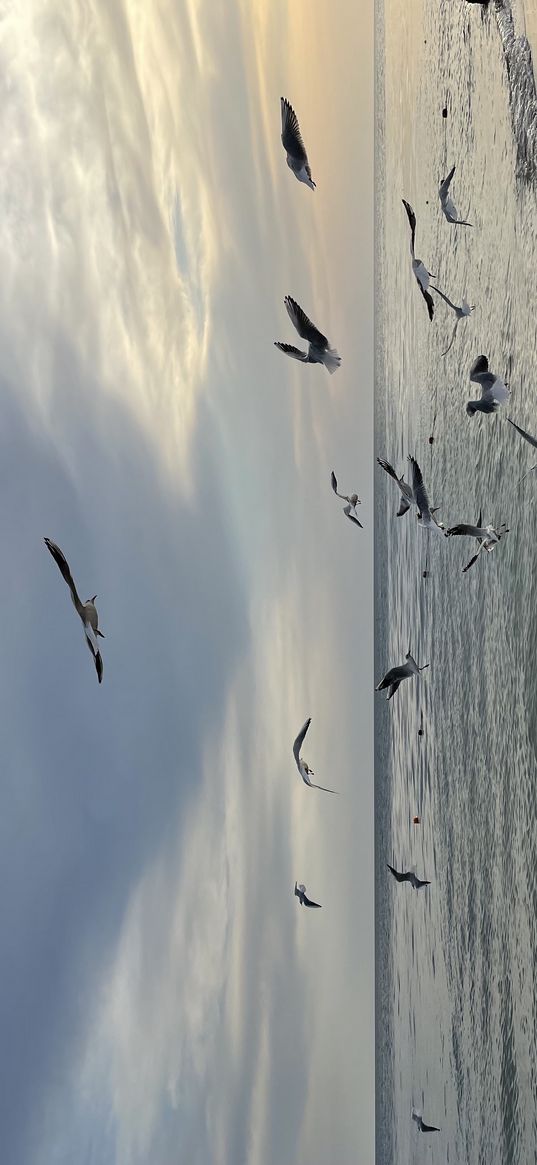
[
  {"left": 293, "top": 718, "right": 339, "bottom": 793},
  {"left": 376, "top": 650, "right": 429, "bottom": 701},
  {"left": 430, "top": 284, "right": 474, "bottom": 355},
  {"left": 387, "top": 864, "right": 431, "bottom": 890},
  {"left": 331, "top": 471, "right": 363, "bottom": 527},
  {"left": 402, "top": 199, "right": 435, "bottom": 320},
  {"left": 275, "top": 296, "right": 341, "bottom": 373},
  {"left": 294, "top": 882, "right": 322, "bottom": 908},
  {"left": 446, "top": 512, "right": 509, "bottom": 572},
  {"left": 408, "top": 456, "right": 445, "bottom": 533},
  {"left": 438, "top": 165, "right": 473, "bottom": 225},
  {"left": 412, "top": 1107, "right": 441, "bottom": 1132},
  {"left": 280, "top": 98, "right": 316, "bottom": 190},
  {"left": 467, "top": 355, "right": 509, "bottom": 416},
  {"left": 44, "top": 537, "right": 104, "bottom": 683},
  {"left": 377, "top": 457, "right": 415, "bottom": 517}
]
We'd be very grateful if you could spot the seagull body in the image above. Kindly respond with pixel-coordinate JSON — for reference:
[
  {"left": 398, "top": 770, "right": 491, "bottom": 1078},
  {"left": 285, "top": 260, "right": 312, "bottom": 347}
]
[
  {"left": 377, "top": 457, "right": 415, "bottom": 517},
  {"left": 467, "top": 354, "right": 509, "bottom": 416},
  {"left": 275, "top": 296, "right": 341, "bottom": 374},
  {"left": 387, "top": 864, "right": 430, "bottom": 890},
  {"left": 402, "top": 199, "right": 435, "bottom": 320},
  {"left": 438, "top": 165, "right": 473, "bottom": 225},
  {"left": 408, "top": 456, "right": 445, "bottom": 533},
  {"left": 44, "top": 537, "right": 104, "bottom": 682},
  {"left": 376, "top": 651, "right": 429, "bottom": 701},
  {"left": 430, "top": 285, "right": 474, "bottom": 355},
  {"left": 412, "top": 1108, "right": 440, "bottom": 1132},
  {"left": 292, "top": 718, "right": 339, "bottom": 794},
  {"left": 294, "top": 882, "right": 322, "bottom": 908},
  {"left": 446, "top": 514, "right": 508, "bottom": 572},
  {"left": 508, "top": 417, "right": 537, "bottom": 482},
  {"left": 331, "top": 471, "right": 363, "bottom": 527},
  {"left": 280, "top": 98, "right": 316, "bottom": 190}
]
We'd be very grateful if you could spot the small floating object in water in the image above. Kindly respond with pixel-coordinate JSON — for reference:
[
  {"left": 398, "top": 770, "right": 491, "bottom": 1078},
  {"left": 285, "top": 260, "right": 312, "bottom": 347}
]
[
  {"left": 429, "top": 435, "right": 435, "bottom": 445},
  {"left": 442, "top": 107, "right": 448, "bottom": 118},
  {"left": 422, "top": 570, "right": 429, "bottom": 578},
  {"left": 413, "top": 816, "right": 421, "bottom": 824}
]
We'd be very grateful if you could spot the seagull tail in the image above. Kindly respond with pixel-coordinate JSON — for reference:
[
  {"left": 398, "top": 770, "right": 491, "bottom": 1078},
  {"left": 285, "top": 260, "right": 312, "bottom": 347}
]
[{"left": 323, "top": 347, "right": 342, "bottom": 375}]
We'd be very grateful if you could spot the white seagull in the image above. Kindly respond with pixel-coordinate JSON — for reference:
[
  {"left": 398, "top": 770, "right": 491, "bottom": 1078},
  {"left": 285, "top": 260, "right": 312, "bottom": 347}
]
[
  {"left": 280, "top": 97, "right": 316, "bottom": 190},
  {"left": 377, "top": 457, "right": 415, "bottom": 517},
  {"left": 331, "top": 471, "right": 363, "bottom": 528},
  {"left": 275, "top": 296, "right": 341, "bottom": 373},
  {"left": 294, "top": 882, "right": 322, "bottom": 908},
  {"left": 445, "top": 513, "right": 509, "bottom": 572},
  {"left": 508, "top": 417, "right": 537, "bottom": 483},
  {"left": 411, "top": 1108, "right": 441, "bottom": 1133},
  {"left": 438, "top": 165, "right": 473, "bottom": 225},
  {"left": 292, "top": 718, "right": 339, "bottom": 793},
  {"left": 430, "top": 285, "right": 475, "bottom": 355},
  {"left": 376, "top": 650, "right": 429, "bottom": 701},
  {"left": 408, "top": 456, "right": 445, "bottom": 534},
  {"left": 387, "top": 864, "right": 431, "bottom": 890},
  {"left": 467, "top": 354, "right": 509, "bottom": 416},
  {"left": 402, "top": 199, "right": 435, "bottom": 320},
  {"left": 44, "top": 537, "right": 104, "bottom": 682}
]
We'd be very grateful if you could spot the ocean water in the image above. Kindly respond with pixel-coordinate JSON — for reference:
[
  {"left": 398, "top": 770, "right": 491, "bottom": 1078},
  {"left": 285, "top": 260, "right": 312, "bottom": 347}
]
[{"left": 375, "top": 1, "right": 537, "bottom": 1162}]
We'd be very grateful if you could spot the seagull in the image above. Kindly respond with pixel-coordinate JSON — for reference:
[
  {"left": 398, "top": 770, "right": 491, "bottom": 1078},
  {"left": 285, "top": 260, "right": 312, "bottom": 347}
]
[
  {"left": 292, "top": 718, "right": 339, "bottom": 793},
  {"left": 387, "top": 864, "right": 431, "bottom": 890},
  {"left": 44, "top": 537, "right": 104, "bottom": 682},
  {"left": 430, "top": 285, "right": 474, "bottom": 355},
  {"left": 280, "top": 97, "right": 316, "bottom": 190},
  {"left": 402, "top": 199, "right": 435, "bottom": 320},
  {"left": 445, "top": 513, "right": 509, "bottom": 572},
  {"left": 275, "top": 296, "right": 341, "bottom": 374},
  {"left": 508, "top": 417, "right": 537, "bottom": 483},
  {"left": 376, "top": 650, "right": 429, "bottom": 701},
  {"left": 408, "top": 456, "right": 445, "bottom": 533},
  {"left": 467, "top": 354, "right": 509, "bottom": 416},
  {"left": 412, "top": 1108, "right": 441, "bottom": 1132},
  {"left": 294, "top": 882, "right": 322, "bottom": 908},
  {"left": 376, "top": 457, "right": 415, "bottom": 517},
  {"left": 438, "top": 165, "right": 473, "bottom": 225},
  {"left": 331, "top": 471, "right": 363, "bottom": 527}
]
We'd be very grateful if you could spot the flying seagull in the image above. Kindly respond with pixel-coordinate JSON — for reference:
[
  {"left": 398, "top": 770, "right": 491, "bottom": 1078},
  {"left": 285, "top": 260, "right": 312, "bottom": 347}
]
[
  {"left": 508, "top": 417, "right": 537, "bottom": 483},
  {"left": 292, "top": 718, "right": 339, "bottom": 793},
  {"left": 446, "top": 514, "right": 509, "bottom": 572},
  {"left": 467, "top": 354, "right": 509, "bottom": 416},
  {"left": 376, "top": 651, "right": 429, "bottom": 701},
  {"left": 294, "top": 882, "right": 322, "bottom": 908},
  {"left": 331, "top": 471, "right": 363, "bottom": 528},
  {"left": 438, "top": 165, "right": 473, "bottom": 225},
  {"left": 275, "top": 296, "right": 341, "bottom": 374},
  {"left": 402, "top": 199, "right": 435, "bottom": 320},
  {"left": 430, "top": 285, "right": 474, "bottom": 355},
  {"left": 387, "top": 864, "right": 431, "bottom": 890},
  {"left": 412, "top": 1107, "right": 441, "bottom": 1132},
  {"left": 408, "top": 456, "right": 445, "bottom": 534},
  {"left": 376, "top": 457, "right": 415, "bottom": 517},
  {"left": 44, "top": 537, "right": 104, "bottom": 682},
  {"left": 280, "top": 97, "right": 316, "bottom": 190}
]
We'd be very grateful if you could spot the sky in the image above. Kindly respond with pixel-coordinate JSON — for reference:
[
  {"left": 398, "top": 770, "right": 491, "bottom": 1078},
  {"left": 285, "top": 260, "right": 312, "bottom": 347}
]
[{"left": 0, "top": 1, "right": 374, "bottom": 1162}]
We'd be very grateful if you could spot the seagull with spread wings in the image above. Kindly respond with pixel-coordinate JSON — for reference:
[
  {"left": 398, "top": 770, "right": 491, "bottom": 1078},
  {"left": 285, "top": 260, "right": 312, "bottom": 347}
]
[
  {"left": 430, "top": 285, "right": 474, "bottom": 355},
  {"left": 330, "top": 471, "right": 363, "bottom": 528},
  {"left": 376, "top": 650, "right": 429, "bottom": 701},
  {"left": 44, "top": 537, "right": 104, "bottom": 682},
  {"left": 446, "top": 513, "right": 509, "bottom": 572},
  {"left": 466, "top": 354, "right": 509, "bottom": 416},
  {"left": 376, "top": 457, "right": 415, "bottom": 517},
  {"left": 275, "top": 296, "right": 341, "bottom": 373},
  {"left": 438, "top": 165, "right": 473, "bottom": 225},
  {"left": 412, "top": 1107, "right": 441, "bottom": 1133},
  {"left": 408, "top": 456, "right": 445, "bottom": 533},
  {"left": 292, "top": 718, "right": 339, "bottom": 793},
  {"left": 387, "top": 864, "right": 431, "bottom": 890},
  {"left": 280, "top": 97, "right": 316, "bottom": 190},
  {"left": 402, "top": 199, "right": 435, "bottom": 320},
  {"left": 294, "top": 883, "right": 322, "bottom": 908}
]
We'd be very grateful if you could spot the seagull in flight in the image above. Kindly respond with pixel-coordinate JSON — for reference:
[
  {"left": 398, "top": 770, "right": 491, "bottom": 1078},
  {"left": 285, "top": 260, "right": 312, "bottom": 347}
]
[
  {"left": 412, "top": 1107, "right": 441, "bottom": 1132},
  {"left": 408, "top": 456, "right": 445, "bottom": 533},
  {"left": 376, "top": 650, "right": 429, "bottom": 701},
  {"left": 280, "top": 97, "right": 316, "bottom": 190},
  {"left": 293, "top": 718, "right": 339, "bottom": 793},
  {"left": 508, "top": 417, "right": 537, "bottom": 483},
  {"left": 275, "top": 296, "right": 341, "bottom": 374},
  {"left": 387, "top": 864, "right": 431, "bottom": 890},
  {"left": 438, "top": 165, "right": 473, "bottom": 225},
  {"left": 446, "top": 513, "right": 509, "bottom": 572},
  {"left": 294, "top": 882, "right": 322, "bottom": 908},
  {"left": 331, "top": 471, "right": 363, "bottom": 527},
  {"left": 376, "top": 457, "right": 415, "bottom": 517},
  {"left": 430, "top": 285, "right": 474, "bottom": 355},
  {"left": 466, "top": 354, "right": 509, "bottom": 416},
  {"left": 402, "top": 199, "right": 435, "bottom": 320},
  {"left": 44, "top": 537, "right": 104, "bottom": 682}
]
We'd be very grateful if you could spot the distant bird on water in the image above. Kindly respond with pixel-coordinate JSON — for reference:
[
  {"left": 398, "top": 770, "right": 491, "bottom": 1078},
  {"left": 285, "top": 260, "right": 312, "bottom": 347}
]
[
  {"left": 408, "top": 456, "right": 445, "bottom": 534},
  {"left": 376, "top": 456, "right": 415, "bottom": 517},
  {"left": 294, "top": 882, "right": 322, "bottom": 908},
  {"left": 430, "top": 284, "right": 474, "bottom": 355},
  {"left": 466, "top": 354, "right": 509, "bottom": 416},
  {"left": 387, "top": 865, "right": 431, "bottom": 890},
  {"left": 293, "top": 718, "right": 339, "bottom": 793},
  {"left": 412, "top": 1107, "right": 441, "bottom": 1132},
  {"left": 438, "top": 165, "right": 473, "bottom": 225},
  {"left": 507, "top": 417, "right": 537, "bottom": 483},
  {"left": 280, "top": 97, "right": 316, "bottom": 190},
  {"left": 331, "top": 471, "right": 363, "bottom": 527},
  {"left": 275, "top": 296, "right": 341, "bottom": 374},
  {"left": 376, "top": 651, "right": 429, "bottom": 701},
  {"left": 402, "top": 199, "right": 435, "bottom": 320},
  {"left": 44, "top": 537, "right": 104, "bottom": 682}
]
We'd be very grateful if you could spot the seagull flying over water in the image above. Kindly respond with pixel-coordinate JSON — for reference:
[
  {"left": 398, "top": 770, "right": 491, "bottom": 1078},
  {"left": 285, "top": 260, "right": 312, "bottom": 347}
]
[
  {"left": 430, "top": 285, "right": 474, "bottom": 355},
  {"left": 44, "top": 537, "right": 104, "bottom": 682},
  {"left": 292, "top": 718, "right": 339, "bottom": 793},
  {"left": 402, "top": 199, "right": 435, "bottom": 320},
  {"left": 387, "top": 864, "right": 431, "bottom": 890},
  {"left": 408, "top": 456, "right": 445, "bottom": 533},
  {"left": 280, "top": 97, "right": 316, "bottom": 190},
  {"left": 508, "top": 417, "right": 537, "bottom": 483},
  {"left": 466, "top": 354, "right": 509, "bottom": 416},
  {"left": 376, "top": 457, "right": 415, "bottom": 517},
  {"left": 275, "top": 296, "right": 341, "bottom": 374},
  {"left": 376, "top": 650, "right": 429, "bottom": 701},
  {"left": 438, "top": 165, "right": 473, "bottom": 225},
  {"left": 331, "top": 471, "right": 363, "bottom": 527},
  {"left": 294, "top": 882, "right": 322, "bottom": 908},
  {"left": 412, "top": 1107, "right": 441, "bottom": 1132},
  {"left": 446, "top": 513, "right": 509, "bottom": 572}
]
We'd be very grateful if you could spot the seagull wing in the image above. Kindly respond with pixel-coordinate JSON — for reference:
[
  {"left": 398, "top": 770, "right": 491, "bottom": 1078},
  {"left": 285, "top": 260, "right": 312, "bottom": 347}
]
[
  {"left": 293, "top": 717, "right": 311, "bottom": 766},
  {"left": 377, "top": 457, "right": 400, "bottom": 482},
  {"left": 447, "top": 524, "right": 485, "bottom": 537},
  {"left": 402, "top": 199, "right": 416, "bottom": 257},
  {"left": 302, "top": 892, "right": 322, "bottom": 908},
  {"left": 274, "top": 342, "right": 309, "bottom": 362},
  {"left": 469, "top": 354, "right": 489, "bottom": 382},
  {"left": 508, "top": 417, "right": 537, "bottom": 448},
  {"left": 331, "top": 470, "right": 345, "bottom": 498},
  {"left": 430, "top": 284, "right": 457, "bottom": 312},
  {"left": 441, "top": 318, "right": 460, "bottom": 357},
  {"left": 408, "top": 456, "right": 431, "bottom": 517},
  {"left": 387, "top": 864, "right": 407, "bottom": 882},
  {"left": 343, "top": 505, "right": 363, "bottom": 528},
  {"left": 439, "top": 164, "right": 456, "bottom": 201},
  {"left": 85, "top": 634, "right": 103, "bottom": 683},
  {"left": 487, "top": 377, "right": 509, "bottom": 405},
  {"left": 284, "top": 296, "right": 328, "bottom": 348},
  {"left": 44, "top": 537, "right": 83, "bottom": 612},
  {"left": 462, "top": 545, "right": 485, "bottom": 573},
  {"left": 280, "top": 98, "right": 309, "bottom": 163},
  {"left": 309, "top": 781, "right": 339, "bottom": 794},
  {"left": 418, "top": 282, "right": 435, "bottom": 320},
  {"left": 419, "top": 1120, "right": 440, "bottom": 1133}
]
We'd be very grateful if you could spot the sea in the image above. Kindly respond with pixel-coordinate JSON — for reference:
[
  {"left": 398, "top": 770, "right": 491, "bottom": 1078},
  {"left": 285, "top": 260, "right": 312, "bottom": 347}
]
[{"left": 375, "top": 0, "right": 537, "bottom": 1162}]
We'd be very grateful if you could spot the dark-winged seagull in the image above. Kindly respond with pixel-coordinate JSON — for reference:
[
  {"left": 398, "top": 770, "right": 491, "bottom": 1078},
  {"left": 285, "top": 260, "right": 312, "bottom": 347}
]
[
  {"left": 430, "top": 284, "right": 474, "bottom": 355},
  {"left": 275, "top": 296, "right": 341, "bottom": 374},
  {"left": 438, "top": 165, "right": 473, "bottom": 225},
  {"left": 331, "top": 471, "right": 363, "bottom": 528},
  {"left": 446, "top": 512, "right": 509, "bottom": 572},
  {"left": 408, "top": 456, "right": 445, "bottom": 534},
  {"left": 44, "top": 537, "right": 104, "bottom": 683},
  {"left": 387, "top": 864, "right": 431, "bottom": 890},
  {"left": 293, "top": 718, "right": 339, "bottom": 793},
  {"left": 467, "top": 355, "right": 509, "bottom": 416},
  {"left": 376, "top": 650, "right": 429, "bottom": 701},
  {"left": 402, "top": 199, "right": 435, "bottom": 320},
  {"left": 412, "top": 1107, "right": 441, "bottom": 1132},
  {"left": 294, "top": 882, "right": 322, "bottom": 908},
  {"left": 376, "top": 457, "right": 415, "bottom": 517},
  {"left": 280, "top": 97, "right": 316, "bottom": 190}
]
